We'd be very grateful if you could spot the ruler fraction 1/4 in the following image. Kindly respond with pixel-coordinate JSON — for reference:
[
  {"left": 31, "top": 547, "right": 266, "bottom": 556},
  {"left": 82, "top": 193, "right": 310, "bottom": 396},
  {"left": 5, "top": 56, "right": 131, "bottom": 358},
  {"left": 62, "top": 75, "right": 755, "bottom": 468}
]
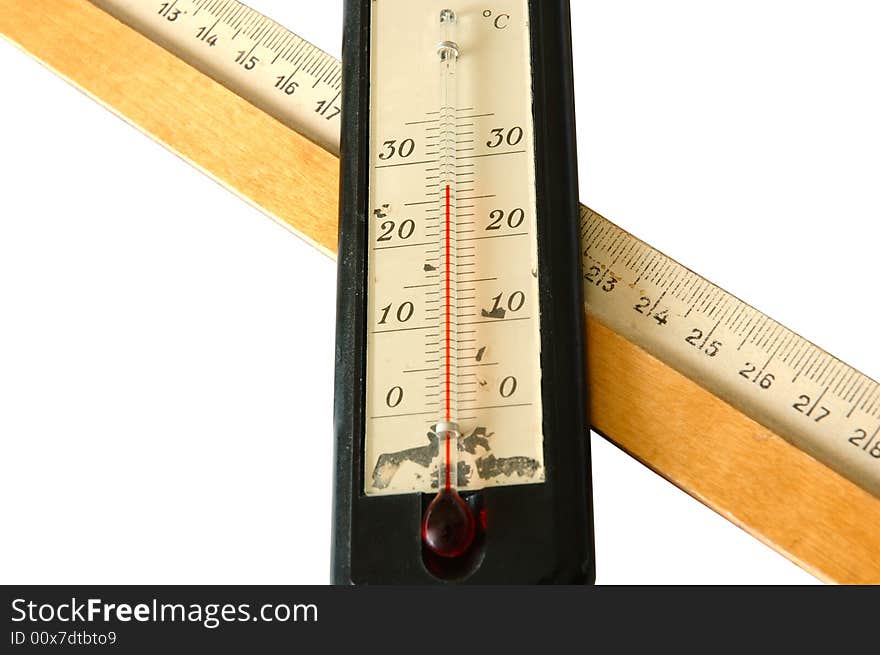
[{"left": 87, "top": 1, "right": 880, "bottom": 501}]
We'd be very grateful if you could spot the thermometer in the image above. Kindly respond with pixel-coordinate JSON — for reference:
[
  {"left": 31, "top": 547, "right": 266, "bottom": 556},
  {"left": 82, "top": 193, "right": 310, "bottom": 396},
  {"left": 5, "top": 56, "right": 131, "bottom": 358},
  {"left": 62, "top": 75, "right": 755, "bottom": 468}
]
[{"left": 333, "top": 0, "right": 593, "bottom": 583}]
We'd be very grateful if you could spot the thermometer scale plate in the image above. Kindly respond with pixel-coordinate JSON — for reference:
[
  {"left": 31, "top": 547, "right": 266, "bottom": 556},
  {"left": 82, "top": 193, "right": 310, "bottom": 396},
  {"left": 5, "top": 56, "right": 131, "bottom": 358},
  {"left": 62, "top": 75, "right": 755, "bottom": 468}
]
[
  {"left": 364, "top": 1, "right": 545, "bottom": 496},
  {"left": 334, "top": 0, "right": 593, "bottom": 583}
]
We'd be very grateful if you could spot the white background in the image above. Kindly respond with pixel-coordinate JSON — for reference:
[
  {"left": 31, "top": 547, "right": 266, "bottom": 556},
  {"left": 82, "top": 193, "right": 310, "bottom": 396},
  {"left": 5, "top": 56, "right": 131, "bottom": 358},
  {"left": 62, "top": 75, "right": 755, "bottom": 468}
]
[{"left": 2, "top": 1, "right": 878, "bottom": 584}]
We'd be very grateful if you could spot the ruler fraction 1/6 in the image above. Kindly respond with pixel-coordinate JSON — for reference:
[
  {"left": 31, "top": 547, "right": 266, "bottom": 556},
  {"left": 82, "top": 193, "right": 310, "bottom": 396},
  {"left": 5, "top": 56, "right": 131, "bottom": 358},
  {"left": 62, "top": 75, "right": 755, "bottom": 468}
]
[{"left": 88, "top": 0, "right": 880, "bottom": 501}]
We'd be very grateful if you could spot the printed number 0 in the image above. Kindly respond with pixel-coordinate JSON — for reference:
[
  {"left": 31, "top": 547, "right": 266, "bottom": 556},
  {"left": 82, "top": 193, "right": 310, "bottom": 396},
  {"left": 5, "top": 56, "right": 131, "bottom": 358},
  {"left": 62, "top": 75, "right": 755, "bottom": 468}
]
[
  {"left": 500, "top": 376, "right": 517, "bottom": 398},
  {"left": 386, "top": 386, "right": 403, "bottom": 408}
]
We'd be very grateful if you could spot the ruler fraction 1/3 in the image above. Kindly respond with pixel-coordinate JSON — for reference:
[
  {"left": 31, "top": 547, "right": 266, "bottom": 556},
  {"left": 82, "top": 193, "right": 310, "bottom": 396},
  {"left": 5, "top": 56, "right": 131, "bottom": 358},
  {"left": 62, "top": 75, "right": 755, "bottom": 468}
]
[{"left": 90, "top": 0, "right": 880, "bottom": 500}]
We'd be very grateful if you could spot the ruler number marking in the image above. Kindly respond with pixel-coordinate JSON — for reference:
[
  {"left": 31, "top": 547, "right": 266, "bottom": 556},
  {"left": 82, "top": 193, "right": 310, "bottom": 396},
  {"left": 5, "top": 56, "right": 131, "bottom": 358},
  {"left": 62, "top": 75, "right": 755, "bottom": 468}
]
[{"left": 158, "top": 1, "right": 182, "bottom": 22}]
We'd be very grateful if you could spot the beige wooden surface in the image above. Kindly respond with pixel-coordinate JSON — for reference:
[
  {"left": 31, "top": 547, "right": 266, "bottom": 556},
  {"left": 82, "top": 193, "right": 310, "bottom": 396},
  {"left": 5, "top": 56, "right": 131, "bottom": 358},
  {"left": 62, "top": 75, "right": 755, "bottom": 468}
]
[{"left": 3, "top": 0, "right": 879, "bottom": 583}]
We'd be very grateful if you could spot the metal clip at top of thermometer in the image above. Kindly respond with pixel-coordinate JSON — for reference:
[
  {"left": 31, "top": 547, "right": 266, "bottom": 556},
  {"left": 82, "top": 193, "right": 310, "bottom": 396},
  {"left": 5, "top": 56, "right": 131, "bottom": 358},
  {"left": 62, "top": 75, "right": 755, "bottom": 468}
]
[{"left": 90, "top": 0, "right": 880, "bottom": 499}]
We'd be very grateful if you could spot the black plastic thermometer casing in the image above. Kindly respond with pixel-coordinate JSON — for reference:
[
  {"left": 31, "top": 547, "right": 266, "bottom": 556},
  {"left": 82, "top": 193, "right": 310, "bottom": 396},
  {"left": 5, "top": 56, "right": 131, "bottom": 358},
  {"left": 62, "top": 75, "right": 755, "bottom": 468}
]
[{"left": 332, "top": 0, "right": 593, "bottom": 584}]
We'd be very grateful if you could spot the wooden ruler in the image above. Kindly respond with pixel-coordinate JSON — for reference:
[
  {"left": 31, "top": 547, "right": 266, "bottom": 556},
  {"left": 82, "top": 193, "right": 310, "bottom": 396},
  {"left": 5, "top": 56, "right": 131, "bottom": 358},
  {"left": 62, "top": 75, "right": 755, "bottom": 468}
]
[{"left": 2, "top": 0, "right": 879, "bottom": 582}]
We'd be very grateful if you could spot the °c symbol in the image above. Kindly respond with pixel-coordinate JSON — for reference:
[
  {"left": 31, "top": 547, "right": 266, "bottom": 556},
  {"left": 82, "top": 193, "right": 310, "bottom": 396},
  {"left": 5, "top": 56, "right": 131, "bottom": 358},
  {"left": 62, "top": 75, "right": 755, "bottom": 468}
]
[{"left": 482, "top": 9, "right": 509, "bottom": 29}]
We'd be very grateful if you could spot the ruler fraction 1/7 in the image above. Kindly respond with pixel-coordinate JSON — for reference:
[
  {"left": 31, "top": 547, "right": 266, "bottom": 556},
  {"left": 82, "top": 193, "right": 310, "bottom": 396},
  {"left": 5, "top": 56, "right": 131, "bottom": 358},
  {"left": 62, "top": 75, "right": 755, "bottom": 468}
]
[{"left": 85, "top": 2, "right": 880, "bottom": 504}]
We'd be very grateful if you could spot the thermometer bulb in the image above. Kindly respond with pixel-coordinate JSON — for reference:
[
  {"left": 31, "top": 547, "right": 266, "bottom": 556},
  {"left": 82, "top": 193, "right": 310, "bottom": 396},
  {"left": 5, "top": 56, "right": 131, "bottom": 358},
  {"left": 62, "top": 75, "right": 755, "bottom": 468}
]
[
  {"left": 422, "top": 487, "right": 475, "bottom": 558},
  {"left": 422, "top": 424, "right": 475, "bottom": 558}
]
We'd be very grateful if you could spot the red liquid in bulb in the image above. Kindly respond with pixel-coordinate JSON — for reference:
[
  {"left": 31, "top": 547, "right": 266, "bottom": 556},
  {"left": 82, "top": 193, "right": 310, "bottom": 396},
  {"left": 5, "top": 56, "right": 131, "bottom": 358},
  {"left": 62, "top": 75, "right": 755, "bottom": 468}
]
[{"left": 422, "top": 487, "right": 476, "bottom": 558}]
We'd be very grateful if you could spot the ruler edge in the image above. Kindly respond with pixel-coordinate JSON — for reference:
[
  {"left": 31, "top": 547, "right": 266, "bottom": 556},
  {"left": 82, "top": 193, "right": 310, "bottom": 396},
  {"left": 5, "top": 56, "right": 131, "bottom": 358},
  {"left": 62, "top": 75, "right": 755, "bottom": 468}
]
[{"left": 2, "top": 0, "right": 878, "bottom": 583}]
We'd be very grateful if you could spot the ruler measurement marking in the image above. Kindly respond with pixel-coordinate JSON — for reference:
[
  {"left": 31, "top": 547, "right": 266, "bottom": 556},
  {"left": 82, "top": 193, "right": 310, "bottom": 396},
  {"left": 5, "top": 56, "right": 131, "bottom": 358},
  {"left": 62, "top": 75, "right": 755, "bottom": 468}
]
[
  {"left": 790, "top": 343, "right": 812, "bottom": 379},
  {"left": 848, "top": 385, "right": 869, "bottom": 418},
  {"left": 828, "top": 361, "right": 847, "bottom": 396},
  {"left": 833, "top": 365, "right": 854, "bottom": 396},
  {"left": 849, "top": 378, "right": 868, "bottom": 404},
  {"left": 803, "top": 350, "right": 823, "bottom": 381},
  {"left": 843, "top": 371, "right": 864, "bottom": 400},
  {"left": 794, "top": 349, "right": 817, "bottom": 383},
  {"left": 865, "top": 389, "right": 880, "bottom": 416}
]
